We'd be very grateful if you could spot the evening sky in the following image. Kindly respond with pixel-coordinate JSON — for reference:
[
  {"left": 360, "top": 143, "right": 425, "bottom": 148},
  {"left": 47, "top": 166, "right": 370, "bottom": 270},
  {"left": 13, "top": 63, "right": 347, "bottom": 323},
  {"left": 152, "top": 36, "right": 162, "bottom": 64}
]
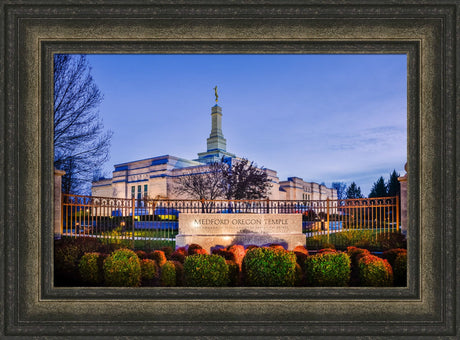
[{"left": 86, "top": 54, "right": 407, "bottom": 196}]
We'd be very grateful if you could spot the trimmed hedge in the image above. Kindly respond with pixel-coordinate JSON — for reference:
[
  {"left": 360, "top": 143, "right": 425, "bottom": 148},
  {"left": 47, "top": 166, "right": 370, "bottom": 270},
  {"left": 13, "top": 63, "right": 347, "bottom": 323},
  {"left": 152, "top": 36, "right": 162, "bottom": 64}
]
[
  {"left": 243, "top": 247, "right": 296, "bottom": 287},
  {"left": 304, "top": 252, "right": 351, "bottom": 286},
  {"left": 184, "top": 254, "right": 229, "bottom": 287},
  {"left": 358, "top": 254, "right": 393, "bottom": 287},
  {"left": 79, "top": 252, "right": 105, "bottom": 285},
  {"left": 103, "top": 248, "right": 141, "bottom": 287},
  {"left": 140, "top": 259, "right": 159, "bottom": 286},
  {"left": 160, "top": 261, "right": 177, "bottom": 287}
]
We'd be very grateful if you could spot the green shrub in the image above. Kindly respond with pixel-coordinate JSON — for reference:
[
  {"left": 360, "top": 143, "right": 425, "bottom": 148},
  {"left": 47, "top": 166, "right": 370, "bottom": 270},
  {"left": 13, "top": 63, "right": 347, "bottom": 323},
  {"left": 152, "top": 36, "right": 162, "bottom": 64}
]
[
  {"left": 160, "top": 261, "right": 177, "bottom": 287},
  {"left": 79, "top": 252, "right": 105, "bottom": 285},
  {"left": 382, "top": 248, "right": 407, "bottom": 268},
  {"left": 140, "top": 259, "right": 159, "bottom": 286},
  {"left": 242, "top": 247, "right": 296, "bottom": 287},
  {"left": 54, "top": 243, "right": 81, "bottom": 283},
  {"left": 184, "top": 254, "right": 229, "bottom": 287},
  {"left": 54, "top": 237, "right": 106, "bottom": 286},
  {"left": 393, "top": 253, "right": 407, "bottom": 286},
  {"left": 358, "top": 254, "right": 393, "bottom": 287},
  {"left": 304, "top": 252, "right": 351, "bottom": 286},
  {"left": 149, "top": 250, "right": 167, "bottom": 267},
  {"left": 103, "top": 248, "right": 141, "bottom": 287}
]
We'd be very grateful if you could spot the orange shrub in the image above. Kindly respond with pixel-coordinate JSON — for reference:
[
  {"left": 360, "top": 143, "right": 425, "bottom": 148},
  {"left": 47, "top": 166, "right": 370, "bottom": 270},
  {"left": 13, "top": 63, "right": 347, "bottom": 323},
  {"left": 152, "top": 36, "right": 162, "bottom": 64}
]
[
  {"left": 358, "top": 255, "right": 393, "bottom": 286},
  {"left": 382, "top": 248, "right": 407, "bottom": 268},
  {"left": 227, "top": 245, "right": 246, "bottom": 267},
  {"left": 293, "top": 245, "right": 309, "bottom": 256},
  {"left": 149, "top": 250, "right": 167, "bottom": 267}
]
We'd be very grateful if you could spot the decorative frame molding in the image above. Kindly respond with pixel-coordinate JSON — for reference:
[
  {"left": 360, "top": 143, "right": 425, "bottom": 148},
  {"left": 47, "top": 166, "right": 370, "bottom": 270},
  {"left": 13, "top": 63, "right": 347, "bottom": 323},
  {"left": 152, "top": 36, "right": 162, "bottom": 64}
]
[{"left": 1, "top": 1, "right": 458, "bottom": 338}]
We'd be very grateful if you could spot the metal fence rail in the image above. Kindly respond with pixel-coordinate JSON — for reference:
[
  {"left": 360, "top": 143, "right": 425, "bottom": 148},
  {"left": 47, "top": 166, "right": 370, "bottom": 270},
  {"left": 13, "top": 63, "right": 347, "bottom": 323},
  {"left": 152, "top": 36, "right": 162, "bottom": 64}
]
[{"left": 61, "top": 194, "right": 400, "bottom": 250}]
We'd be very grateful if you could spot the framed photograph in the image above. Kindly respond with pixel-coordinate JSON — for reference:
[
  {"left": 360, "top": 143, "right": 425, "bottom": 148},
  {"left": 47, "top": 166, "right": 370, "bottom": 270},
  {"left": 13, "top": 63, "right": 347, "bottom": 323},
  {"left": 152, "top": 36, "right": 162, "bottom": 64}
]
[{"left": 1, "top": 1, "right": 458, "bottom": 338}]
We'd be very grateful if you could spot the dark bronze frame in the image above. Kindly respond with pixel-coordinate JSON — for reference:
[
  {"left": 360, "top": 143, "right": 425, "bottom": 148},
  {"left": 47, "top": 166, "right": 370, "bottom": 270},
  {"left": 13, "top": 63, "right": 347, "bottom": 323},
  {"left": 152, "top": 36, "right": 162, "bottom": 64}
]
[{"left": 1, "top": 1, "right": 458, "bottom": 338}]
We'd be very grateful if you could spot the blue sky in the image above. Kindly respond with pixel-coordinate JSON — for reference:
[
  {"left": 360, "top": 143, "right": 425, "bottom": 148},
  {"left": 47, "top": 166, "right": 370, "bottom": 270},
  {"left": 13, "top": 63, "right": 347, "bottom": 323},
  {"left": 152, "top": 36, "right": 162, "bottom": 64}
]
[{"left": 86, "top": 54, "right": 407, "bottom": 196}]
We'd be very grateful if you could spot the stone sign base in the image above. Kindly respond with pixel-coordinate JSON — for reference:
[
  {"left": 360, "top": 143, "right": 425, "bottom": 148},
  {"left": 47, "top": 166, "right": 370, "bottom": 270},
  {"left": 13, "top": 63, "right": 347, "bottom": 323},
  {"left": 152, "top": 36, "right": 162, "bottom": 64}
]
[{"left": 176, "top": 213, "right": 305, "bottom": 252}]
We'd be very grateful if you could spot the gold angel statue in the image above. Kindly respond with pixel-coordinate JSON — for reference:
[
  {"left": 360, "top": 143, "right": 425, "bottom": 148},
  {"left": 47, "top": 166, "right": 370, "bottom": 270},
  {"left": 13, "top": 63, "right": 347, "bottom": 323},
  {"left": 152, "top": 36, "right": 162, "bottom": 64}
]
[{"left": 214, "top": 86, "right": 218, "bottom": 103}]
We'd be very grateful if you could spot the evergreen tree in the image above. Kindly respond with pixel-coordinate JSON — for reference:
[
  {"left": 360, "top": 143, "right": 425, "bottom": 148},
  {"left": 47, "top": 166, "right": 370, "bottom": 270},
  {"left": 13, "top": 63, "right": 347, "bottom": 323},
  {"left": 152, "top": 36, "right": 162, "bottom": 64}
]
[
  {"left": 387, "top": 170, "right": 400, "bottom": 197},
  {"left": 368, "top": 176, "right": 387, "bottom": 198},
  {"left": 346, "top": 182, "right": 364, "bottom": 199}
]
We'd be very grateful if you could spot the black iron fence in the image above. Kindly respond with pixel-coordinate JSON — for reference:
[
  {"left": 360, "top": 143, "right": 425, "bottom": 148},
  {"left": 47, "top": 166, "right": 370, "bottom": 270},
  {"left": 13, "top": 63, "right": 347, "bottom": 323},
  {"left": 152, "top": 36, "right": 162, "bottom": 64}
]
[{"left": 61, "top": 194, "right": 400, "bottom": 251}]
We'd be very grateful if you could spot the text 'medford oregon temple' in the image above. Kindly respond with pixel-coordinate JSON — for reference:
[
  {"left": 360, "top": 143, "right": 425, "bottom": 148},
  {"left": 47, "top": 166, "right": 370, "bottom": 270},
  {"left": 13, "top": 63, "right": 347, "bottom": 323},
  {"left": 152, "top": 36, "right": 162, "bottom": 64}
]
[{"left": 91, "top": 90, "right": 337, "bottom": 201}]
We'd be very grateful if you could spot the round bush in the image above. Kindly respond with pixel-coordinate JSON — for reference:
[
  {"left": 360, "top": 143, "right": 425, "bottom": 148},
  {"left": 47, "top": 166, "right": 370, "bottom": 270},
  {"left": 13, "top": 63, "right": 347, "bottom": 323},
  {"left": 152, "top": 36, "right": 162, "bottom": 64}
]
[
  {"left": 135, "top": 250, "right": 148, "bottom": 259},
  {"left": 170, "top": 251, "right": 186, "bottom": 264},
  {"left": 305, "top": 252, "right": 351, "bottom": 286},
  {"left": 382, "top": 248, "right": 407, "bottom": 268},
  {"left": 227, "top": 245, "right": 246, "bottom": 267},
  {"left": 358, "top": 254, "right": 393, "bottom": 287},
  {"left": 243, "top": 247, "right": 296, "bottom": 287},
  {"left": 317, "top": 248, "right": 337, "bottom": 254},
  {"left": 175, "top": 247, "right": 187, "bottom": 255},
  {"left": 184, "top": 254, "right": 229, "bottom": 287},
  {"left": 187, "top": 243, "right": 204, "bottom": 255},
  {"left": 79, "top": 252, "right": 104, "bottom": 285},
  {"left": 160, "top": 261, "right": 177, "bottom": 287},
  {"left": 160, "top": 246, "right": 174, "bottom": 259},
  {"left": 140, "top": 259, "right": 159, "bottom": 286},
  {"left": 346, "top": 247, "right": 371, "bottom": 266},
  {"left": 149, "top": 250, "right": 167, "bottom": 267},
  {"left": 393, "top": 253, "right": 407, "bottom": 286},
  {"left": 293, "top": 245, "right": 309, "bottom": 256},
  {"left": 103, "top": 248, "right": 141, "bottom": 287}
]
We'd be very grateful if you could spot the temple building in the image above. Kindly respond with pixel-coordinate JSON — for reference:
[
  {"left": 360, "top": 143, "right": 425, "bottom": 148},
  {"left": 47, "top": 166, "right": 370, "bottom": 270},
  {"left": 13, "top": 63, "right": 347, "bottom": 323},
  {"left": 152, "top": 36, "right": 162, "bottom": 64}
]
[{"left": 92, "top": 92, "right": 337, "bottom": 201}]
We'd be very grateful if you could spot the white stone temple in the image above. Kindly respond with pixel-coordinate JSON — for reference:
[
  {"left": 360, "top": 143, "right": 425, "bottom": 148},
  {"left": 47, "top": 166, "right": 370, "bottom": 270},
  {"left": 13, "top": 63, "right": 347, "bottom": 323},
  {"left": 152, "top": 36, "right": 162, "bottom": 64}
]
[{"left": 92, "top": 94, "right": 337, "bottom": 201}]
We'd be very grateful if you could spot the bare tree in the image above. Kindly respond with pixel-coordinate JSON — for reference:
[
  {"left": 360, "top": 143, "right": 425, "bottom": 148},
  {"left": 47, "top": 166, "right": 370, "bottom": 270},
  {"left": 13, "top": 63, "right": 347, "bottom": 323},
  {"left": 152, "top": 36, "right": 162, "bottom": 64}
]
[
  {"left": 171, "top": 163, "right": 225, "bottom": 200},
  {"left": 172, "top": 158, "right": 272, "bottom": 202},
  {"left": 54, "top": 54, "right": 112, "bottom": 194},
  {"left": 331, "top": 182, "right": 347, "bottom": 200}
]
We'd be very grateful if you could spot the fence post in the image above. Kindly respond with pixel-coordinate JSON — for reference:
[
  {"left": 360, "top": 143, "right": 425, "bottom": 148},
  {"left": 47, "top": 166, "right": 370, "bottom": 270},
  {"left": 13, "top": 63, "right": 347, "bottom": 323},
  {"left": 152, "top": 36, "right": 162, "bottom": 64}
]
[
  {"left": 397, "top": 163, "right": 408, "bottom": 236},
  {"left": 54, "top": 169, "right": 65, "bottom": 239},
  {"left": 326, "top": 198, "right": 330, "bottom": 242},
  {"left": 132, "top": 197, "right": 136, "bottom": 249}
]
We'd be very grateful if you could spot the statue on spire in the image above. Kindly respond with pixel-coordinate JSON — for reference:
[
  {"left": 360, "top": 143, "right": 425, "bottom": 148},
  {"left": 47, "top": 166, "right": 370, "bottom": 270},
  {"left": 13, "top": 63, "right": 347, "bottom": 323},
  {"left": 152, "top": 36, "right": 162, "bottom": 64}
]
[{"left": 214, "top": 85, "right": 218, "bottom": 104}]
